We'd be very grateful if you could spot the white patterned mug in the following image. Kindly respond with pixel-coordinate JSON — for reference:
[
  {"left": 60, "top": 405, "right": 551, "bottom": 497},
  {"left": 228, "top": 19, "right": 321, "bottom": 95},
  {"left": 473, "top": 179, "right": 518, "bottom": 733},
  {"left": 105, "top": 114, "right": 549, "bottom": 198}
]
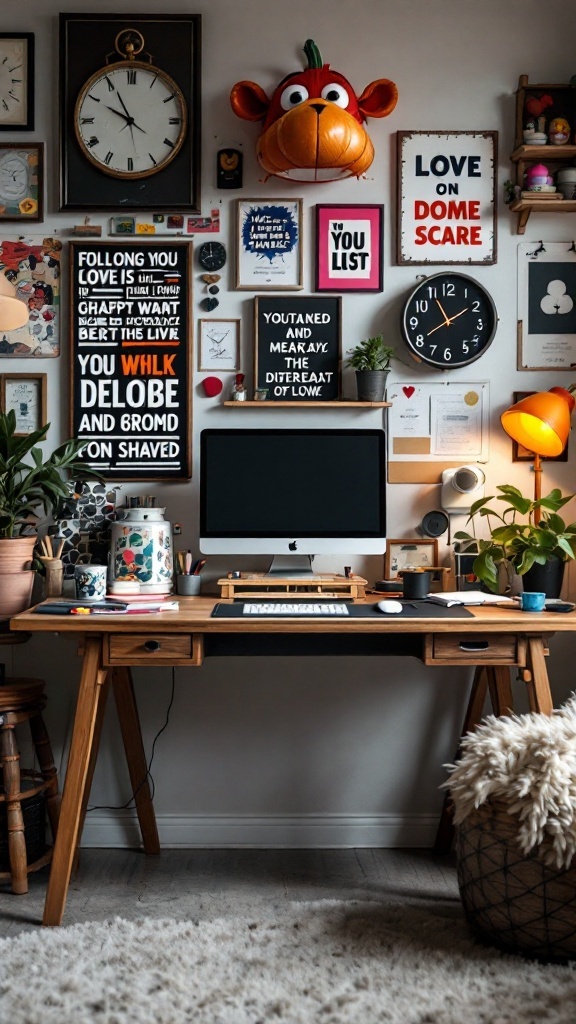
[{"left": 74, "top": 564, "right": 107, "bottom": 602}]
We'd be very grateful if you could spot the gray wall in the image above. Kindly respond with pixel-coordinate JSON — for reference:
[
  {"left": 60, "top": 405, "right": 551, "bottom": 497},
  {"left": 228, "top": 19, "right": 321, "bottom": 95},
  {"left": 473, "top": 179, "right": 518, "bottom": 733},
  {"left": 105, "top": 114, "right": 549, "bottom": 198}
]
[{"left": 6, "top": 0, "right": 576, "bottom": 847}]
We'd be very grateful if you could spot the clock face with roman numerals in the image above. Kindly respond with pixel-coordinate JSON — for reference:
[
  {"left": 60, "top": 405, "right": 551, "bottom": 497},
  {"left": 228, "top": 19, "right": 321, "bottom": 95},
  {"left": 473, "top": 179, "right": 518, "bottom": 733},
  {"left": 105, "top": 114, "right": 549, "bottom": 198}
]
[{"left": 74, "top": 61, "right": 187, "bottom": 179}]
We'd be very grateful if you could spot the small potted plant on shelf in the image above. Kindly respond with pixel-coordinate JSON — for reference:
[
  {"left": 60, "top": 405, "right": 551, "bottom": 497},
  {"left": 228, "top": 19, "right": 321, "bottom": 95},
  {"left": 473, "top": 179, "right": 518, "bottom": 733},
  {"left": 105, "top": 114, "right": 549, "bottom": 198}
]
[
  {"left": 345, "top": 335, "right": 395, "bottom": 402},
  {"left": 0, "top": 410, "right": 96, "bottom": 618},
  {"left": 454, "top": 484, "right": 576, "bottom": 597}
]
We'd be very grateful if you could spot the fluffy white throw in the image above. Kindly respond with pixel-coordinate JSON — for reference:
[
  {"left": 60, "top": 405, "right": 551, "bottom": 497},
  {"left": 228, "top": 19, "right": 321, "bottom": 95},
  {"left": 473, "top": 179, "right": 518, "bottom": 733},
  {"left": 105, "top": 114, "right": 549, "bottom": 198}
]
[{"left": 444, "top": 693, "right": 576, "bottom": 869}]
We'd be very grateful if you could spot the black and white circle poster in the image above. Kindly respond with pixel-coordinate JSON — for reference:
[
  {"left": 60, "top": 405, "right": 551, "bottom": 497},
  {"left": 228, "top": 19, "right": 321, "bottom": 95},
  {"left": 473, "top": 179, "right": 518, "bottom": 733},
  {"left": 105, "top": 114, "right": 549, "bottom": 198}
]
[{"left": 519, "top": 242, "right": 576, "bottom": 368}]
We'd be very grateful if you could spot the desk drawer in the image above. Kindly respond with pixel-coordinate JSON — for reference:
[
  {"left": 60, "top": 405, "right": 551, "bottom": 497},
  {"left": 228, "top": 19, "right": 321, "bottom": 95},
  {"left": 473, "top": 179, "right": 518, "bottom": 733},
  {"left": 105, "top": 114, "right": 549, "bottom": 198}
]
[
  {"left": 104, "top": 633, "right": 203, "bottom": 666},
  {"left": 424, "top": 633, "right": 522, "bottom": 666}
]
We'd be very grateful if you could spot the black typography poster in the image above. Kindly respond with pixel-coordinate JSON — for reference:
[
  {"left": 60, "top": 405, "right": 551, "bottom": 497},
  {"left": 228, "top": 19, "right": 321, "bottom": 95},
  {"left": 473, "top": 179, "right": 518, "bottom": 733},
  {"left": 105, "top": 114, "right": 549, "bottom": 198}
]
[
  {"left": 254, "top": 296, "right": 341, "bottom": 401},
  {"left": 70, "top": 241, "right": 192, "bottom": 480}
]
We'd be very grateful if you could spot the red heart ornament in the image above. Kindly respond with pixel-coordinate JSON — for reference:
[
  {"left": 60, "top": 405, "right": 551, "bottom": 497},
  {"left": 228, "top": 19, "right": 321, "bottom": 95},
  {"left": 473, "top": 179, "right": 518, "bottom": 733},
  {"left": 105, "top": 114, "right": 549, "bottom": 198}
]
[{"left": 403, "top": 386, "right": 416, "bottom": 398}]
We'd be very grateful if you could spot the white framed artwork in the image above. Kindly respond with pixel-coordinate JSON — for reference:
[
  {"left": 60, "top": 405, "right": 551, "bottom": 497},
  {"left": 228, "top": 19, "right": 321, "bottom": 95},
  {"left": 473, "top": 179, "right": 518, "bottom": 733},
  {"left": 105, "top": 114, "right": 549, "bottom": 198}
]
[
  {"left": 236, "top": 198, "right": 303, "bottom": 290},
  {"left": 518, "top": 241, "right": 576, "bottom": 369},
  {"left": 198, "top": 319, "right": 240, "bottom": 371}
]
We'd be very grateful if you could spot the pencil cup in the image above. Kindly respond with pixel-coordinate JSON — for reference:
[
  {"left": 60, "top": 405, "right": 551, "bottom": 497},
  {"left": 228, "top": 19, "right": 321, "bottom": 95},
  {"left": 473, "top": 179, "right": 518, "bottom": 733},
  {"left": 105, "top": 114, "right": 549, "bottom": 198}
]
[
  {"left": 176, "top": 574, "right": 202, "bottom": 596},
  {"left": 44, "top": 560, "right": 64, "bottom": 598},
  {"left": 74, "top": 564, "right": 107, "bottom": 602}
]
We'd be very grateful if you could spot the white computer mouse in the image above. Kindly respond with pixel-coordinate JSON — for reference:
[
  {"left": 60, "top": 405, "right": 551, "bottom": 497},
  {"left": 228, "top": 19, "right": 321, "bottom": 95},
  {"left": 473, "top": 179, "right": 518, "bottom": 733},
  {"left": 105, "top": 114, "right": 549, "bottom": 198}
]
[{"left": 377, "top": 600, "right": 403, "bottom": 614}]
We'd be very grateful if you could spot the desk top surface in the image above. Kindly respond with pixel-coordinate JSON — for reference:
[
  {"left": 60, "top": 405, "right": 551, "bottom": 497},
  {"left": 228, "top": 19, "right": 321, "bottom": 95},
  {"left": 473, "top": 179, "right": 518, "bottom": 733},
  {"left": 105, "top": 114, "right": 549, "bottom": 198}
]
[{"left": 9, "top": 596, "right": 576, "bottom": 634}]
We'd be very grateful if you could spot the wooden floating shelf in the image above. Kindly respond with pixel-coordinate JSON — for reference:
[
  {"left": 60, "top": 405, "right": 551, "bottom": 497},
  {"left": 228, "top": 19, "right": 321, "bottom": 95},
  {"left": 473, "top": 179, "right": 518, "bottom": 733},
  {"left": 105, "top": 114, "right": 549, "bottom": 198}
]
[
  {"left": 509, "top": 198, "right": 576, "bottom": 234},
  {"left": 222, "top": 401, "right": 391, "bottom": 408},
  {"left": 511, "top": 144, "right": 576, "bottom": 161}
]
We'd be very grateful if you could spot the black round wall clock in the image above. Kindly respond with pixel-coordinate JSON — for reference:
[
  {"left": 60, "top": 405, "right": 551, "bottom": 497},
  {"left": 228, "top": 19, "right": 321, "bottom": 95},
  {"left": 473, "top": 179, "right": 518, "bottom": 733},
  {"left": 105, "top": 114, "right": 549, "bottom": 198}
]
[
  {"left": 401, "top": 272, "right": 497, "bottom": 369},
  {"left": 198, "top": 242, "right": 227, "bottom": 272}
]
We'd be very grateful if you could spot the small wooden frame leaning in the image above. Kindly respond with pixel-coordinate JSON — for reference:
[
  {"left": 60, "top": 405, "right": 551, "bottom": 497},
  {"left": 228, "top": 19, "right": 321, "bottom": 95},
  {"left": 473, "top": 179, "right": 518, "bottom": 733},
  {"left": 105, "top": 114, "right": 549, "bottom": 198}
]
[
  {"left": 0, "top": 372, "right": 47, "bottom": 435},
  {"left": 384, "top": 538, "right": 439, "bottom": 580}
]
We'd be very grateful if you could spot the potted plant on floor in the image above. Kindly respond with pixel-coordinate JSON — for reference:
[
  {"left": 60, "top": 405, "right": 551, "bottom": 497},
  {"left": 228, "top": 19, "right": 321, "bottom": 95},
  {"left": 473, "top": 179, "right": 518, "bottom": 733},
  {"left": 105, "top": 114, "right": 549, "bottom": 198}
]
[
  {"left": 345, "top": 335, "right": 395, "bottom": 402},
  {"left": 454, "top": 484, "right": 576, "bottom": 596},
  {"left": 0, "top": 410, "right": 95, "bottom": 618}
]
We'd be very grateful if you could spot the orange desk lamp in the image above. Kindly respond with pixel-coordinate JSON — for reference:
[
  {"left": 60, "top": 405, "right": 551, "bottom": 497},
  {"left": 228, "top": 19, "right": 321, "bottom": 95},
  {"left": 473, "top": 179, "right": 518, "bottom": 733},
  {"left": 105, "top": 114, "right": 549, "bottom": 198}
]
[
  {"left": 500, "top": 386, "right": 575, "bottom": 523},
  {"left": 0, "top": 273, "right": 28, "bottom": 331}
]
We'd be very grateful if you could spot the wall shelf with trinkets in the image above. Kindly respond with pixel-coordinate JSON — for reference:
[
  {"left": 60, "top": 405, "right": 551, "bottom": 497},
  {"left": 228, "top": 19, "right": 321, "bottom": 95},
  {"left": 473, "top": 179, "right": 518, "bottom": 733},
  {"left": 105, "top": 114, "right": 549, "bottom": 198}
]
[{"left": 509, "top": 75, "right": 576, "bottom": 233}]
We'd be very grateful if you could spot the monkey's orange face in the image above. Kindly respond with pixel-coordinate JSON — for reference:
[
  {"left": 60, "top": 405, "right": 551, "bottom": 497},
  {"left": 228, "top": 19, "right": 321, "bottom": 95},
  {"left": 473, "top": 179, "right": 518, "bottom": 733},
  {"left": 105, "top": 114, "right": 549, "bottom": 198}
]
[{"left": 257, "top": 99, "right": 374, "bottom": 181}]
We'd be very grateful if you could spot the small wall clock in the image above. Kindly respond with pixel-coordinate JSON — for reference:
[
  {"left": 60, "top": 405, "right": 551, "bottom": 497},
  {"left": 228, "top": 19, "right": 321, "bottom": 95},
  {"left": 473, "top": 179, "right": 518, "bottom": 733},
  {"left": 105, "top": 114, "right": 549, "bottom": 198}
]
[
  {"left": 198, "top": 242, "right": 226, "bottom": 272},
  {"left": 401, "top": 272, "right": 497, "bottom": 368},
  {"left": 0, "top": 34, "right": 34, "bottom": 131},
  {"left": 60, "top": 13, "right": 201, "bottom": 211}
]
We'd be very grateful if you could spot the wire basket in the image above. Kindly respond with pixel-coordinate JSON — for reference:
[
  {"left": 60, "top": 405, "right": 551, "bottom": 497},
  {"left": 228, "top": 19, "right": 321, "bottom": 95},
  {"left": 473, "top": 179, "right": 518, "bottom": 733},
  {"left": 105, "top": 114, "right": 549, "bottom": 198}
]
[{"left": 456, "top": 798, "right": 576, "bottom": 962}]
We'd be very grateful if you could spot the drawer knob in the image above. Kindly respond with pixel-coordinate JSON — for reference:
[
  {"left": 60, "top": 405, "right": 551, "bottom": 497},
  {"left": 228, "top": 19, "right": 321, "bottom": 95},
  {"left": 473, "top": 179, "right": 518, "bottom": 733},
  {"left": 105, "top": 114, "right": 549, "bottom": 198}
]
[
  {"left": 144, "top": 640, "right": 161, "bottom": 653},
  {"left": 459, "top": 641, "right": 489, "bottom": 652}
]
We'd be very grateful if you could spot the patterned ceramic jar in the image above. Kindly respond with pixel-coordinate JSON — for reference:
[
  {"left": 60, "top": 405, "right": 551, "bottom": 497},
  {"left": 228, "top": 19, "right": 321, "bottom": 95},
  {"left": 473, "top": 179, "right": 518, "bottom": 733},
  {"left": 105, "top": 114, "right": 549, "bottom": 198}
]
[{"left": 109, "top": 507, "right": 173, "bottom": 593}]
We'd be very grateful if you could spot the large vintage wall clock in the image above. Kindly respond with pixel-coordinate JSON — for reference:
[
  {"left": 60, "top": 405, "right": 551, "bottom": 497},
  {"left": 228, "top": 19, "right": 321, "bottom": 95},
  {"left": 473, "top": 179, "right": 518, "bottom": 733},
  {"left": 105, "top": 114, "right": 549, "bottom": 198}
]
[
  {"left": 401, "top": 271, "right": 498, "bottom": 368},
  {"left": 60, "top": 14, "right": 201, "bottom": 211}
]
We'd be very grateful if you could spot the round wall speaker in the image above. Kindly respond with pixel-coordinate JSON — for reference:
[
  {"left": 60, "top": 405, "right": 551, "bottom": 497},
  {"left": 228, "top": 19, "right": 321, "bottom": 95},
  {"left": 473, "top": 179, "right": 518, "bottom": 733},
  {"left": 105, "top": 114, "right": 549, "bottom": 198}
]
[{"left": 420, "top": 510, "right": 450, "bottom": 538}]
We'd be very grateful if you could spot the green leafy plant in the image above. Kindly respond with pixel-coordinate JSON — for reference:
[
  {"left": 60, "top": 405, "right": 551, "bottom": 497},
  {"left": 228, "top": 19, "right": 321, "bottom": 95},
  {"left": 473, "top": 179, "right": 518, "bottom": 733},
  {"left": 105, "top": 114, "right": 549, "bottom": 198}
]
[
  {"left": 346, "top": 335, "right": 395, "bottom": 371},
  {"left": 0, "top": 410, "right": 97, "bottom": 539},
  {"left": 454, "top": 485, "right": 576, "bottom": 593}
]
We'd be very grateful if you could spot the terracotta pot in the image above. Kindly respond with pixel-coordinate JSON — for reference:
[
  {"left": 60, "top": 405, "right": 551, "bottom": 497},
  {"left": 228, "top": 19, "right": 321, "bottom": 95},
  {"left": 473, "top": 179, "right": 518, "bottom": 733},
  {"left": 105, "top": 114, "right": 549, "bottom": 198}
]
[{"left": 0, "top": 536, "right": 37, "bottom": 619}]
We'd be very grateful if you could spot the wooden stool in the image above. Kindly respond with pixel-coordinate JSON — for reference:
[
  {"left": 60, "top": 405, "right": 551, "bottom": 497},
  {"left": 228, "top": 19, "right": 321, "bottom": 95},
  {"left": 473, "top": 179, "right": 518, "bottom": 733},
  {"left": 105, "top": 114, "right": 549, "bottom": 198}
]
[{"left": 0, "top": 678, "right": 61, "bottom": 894}]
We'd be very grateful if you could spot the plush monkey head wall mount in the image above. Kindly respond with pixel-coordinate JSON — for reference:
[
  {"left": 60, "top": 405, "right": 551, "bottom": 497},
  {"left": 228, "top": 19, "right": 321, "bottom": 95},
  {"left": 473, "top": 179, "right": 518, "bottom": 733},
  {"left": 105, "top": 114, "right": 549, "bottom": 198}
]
[{"left": 230, "top": 39, "right": 398, "bottom": 182}]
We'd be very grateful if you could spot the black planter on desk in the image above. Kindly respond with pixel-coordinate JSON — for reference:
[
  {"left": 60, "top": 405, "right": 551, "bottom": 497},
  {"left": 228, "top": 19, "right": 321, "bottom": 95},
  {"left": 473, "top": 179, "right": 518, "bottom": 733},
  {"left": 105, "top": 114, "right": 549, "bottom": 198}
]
[{"left": 522, "top": 558, "right": 565, "bottom": 599}]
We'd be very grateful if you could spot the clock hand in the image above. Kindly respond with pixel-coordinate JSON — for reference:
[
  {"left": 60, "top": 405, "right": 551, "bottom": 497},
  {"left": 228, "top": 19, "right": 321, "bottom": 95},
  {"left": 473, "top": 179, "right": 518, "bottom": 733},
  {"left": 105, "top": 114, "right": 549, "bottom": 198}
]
[
  {"left": 444, "top": 307, "right": 469, "bottom": 324},
  {"left": 435, "top": 299, "right": 451, "bottom": 324},
  {"left": 105, "top": 104, "right": 147, "bottom": 136}
]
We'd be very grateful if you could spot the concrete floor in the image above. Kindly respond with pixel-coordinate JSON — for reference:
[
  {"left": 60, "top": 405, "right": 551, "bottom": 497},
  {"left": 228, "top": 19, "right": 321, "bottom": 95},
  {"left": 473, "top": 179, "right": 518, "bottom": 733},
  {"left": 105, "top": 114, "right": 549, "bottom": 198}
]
[{"left": 0, "top": 847, "right": 459, "bottom": 936}]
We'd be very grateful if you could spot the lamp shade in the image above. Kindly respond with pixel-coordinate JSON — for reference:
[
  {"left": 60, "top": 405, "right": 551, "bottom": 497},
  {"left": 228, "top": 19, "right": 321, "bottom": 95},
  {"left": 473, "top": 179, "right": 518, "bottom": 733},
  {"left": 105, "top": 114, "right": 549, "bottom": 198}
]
[
  {"left": 501, "top": 387, "right": 575, "bottom": 457},
  {"left": 0, "top": 294, "right": 29, "bottom": 331}
]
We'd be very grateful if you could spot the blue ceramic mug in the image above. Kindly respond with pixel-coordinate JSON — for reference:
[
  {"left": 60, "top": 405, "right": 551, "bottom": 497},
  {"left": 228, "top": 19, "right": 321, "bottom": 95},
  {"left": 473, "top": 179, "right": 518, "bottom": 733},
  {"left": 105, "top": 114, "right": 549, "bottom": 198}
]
[{"left": 520, "top": 591, "right": 546, "bottom": 612}]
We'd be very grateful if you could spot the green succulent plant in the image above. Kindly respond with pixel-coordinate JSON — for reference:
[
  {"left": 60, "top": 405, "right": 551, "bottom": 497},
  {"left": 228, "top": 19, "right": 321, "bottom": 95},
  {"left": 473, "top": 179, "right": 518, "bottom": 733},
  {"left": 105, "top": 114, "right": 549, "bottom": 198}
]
[
  {"left": 346, "top": 335, "right": 395, "bottom": 371},
  {"left": 454, "top": 484, "right": 576, "bottom": 593}
]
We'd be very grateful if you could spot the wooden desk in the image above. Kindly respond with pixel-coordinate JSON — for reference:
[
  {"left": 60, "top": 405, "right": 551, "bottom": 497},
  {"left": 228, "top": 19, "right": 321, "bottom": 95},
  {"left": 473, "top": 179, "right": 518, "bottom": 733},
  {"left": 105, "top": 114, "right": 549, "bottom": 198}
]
[{"left": 10, "top": 597, "right": 573, "bottom": 926}]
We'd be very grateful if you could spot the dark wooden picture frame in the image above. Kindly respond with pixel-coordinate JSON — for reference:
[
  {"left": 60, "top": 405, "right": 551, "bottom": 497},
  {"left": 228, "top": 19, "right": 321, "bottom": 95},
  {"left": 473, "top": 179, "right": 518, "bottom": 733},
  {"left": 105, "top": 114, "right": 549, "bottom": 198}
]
[
  {"left": 511, "top": 391, "right": 569, "bottom": 462},
  {"left": 59, "top": 13, "right": 201, "bottom": 212},
  {"left": 69, "top": 240, "right": 192, "bottom": 480},
  {"left": 0, "top": 372, "right": 46, "bottom": 434},
  {"left": 254, "top": 295, "right": 341, "bottom": 402},
  {"left": 0, "top": 142, "right": 43, "bottom": 222},
  {"left": 315, "top": 204, "right": 383, "bottom": 292},
  {"left": 0, "top": 33, "right": 34, "bottom": 131}
]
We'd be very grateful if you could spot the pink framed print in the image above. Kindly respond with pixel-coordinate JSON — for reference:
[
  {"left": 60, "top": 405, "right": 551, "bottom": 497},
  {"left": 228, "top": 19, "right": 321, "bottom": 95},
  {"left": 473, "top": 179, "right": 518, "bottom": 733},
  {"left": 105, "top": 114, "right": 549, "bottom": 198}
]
[{"left": 315, "top": 204, "right": 383, "bottom": 292}]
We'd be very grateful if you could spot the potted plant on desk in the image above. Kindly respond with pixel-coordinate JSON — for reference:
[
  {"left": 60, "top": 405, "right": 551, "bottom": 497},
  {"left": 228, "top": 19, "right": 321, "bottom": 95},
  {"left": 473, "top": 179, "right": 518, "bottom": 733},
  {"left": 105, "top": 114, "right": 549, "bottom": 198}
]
[
  {"left": 0, "top": 410, "right": 95, "bottom": 618},
  {"left": 345, "top": 335, "right": 395, "bottom": 402},
  {"left": 454, "top": 484, "right": 576, "bottom": 597}
]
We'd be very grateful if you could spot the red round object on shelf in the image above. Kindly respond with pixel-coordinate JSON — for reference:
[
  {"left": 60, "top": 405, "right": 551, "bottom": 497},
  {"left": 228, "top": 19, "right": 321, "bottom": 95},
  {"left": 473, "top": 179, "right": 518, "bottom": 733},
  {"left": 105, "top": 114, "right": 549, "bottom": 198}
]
[{"left": 202, "top": 376, "right": 223, "bottom": 397}]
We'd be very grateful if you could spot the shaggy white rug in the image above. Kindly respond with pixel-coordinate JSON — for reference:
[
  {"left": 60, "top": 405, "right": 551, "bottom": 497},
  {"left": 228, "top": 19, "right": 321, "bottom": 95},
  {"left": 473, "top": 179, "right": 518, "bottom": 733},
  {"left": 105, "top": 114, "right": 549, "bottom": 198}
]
[{"left": 1, "top": 902, "right": 575, "bottom": 1024}]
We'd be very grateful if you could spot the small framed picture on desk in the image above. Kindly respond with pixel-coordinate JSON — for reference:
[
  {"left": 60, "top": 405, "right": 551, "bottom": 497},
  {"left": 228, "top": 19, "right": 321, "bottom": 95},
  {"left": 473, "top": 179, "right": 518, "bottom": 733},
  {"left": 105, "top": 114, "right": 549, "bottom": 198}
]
[{"left": 385, "top": 538, "right": 438, "bottom": 579}]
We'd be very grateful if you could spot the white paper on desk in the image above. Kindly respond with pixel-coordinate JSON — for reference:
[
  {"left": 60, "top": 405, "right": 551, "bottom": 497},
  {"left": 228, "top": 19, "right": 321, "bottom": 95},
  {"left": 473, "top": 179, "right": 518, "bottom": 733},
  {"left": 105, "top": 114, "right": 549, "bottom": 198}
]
[
  {"left": 427, "top": 591, "right": 515, "bottom": 607},
  {"left": 431, "top": 391, "right": 483, "bottom": 457}
]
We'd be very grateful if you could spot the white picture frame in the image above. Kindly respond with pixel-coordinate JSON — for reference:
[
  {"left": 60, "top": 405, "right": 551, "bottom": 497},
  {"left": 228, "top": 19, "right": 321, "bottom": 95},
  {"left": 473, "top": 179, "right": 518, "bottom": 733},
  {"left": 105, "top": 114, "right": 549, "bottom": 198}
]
[
  {"left": 198, "top": 319, "right": 240, "bottom": 371},
  {"left": 236, "top": 198, "right": 303, "bottom": 290},
  {"left": 518, "top": 241, "right": 576, "bottom": 369},
  {"left": 397, "top": 131, "right": 497, "bottom": 265},
  {"left": 0, "top": 371, "right": 46, "bottom": 434}
]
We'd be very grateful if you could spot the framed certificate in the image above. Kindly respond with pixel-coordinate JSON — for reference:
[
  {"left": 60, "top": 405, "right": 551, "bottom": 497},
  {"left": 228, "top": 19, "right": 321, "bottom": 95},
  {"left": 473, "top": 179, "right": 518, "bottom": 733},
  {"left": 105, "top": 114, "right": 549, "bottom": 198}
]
[{"left": 0, "top": 372, "right": 46, "bottom": 434}]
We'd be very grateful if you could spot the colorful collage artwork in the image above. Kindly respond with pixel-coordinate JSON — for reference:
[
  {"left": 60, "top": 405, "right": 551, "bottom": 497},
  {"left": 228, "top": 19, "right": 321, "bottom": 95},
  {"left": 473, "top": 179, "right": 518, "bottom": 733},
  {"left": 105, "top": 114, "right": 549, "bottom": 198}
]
[{"left": 0, "top": 235, "right": 61, "bottom": 357}]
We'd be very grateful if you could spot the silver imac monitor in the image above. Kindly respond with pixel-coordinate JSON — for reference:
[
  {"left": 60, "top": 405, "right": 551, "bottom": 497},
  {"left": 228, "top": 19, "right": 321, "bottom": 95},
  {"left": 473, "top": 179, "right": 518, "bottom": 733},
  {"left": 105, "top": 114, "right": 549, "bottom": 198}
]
[{"left": 199, "top": 428, "right": 387, "bottom": 576}]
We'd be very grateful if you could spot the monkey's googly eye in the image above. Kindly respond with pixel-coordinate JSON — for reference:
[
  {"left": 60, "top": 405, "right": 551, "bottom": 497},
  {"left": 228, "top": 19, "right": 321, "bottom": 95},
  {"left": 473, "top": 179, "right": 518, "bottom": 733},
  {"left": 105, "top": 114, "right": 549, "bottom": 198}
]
[
  {"left": 320, "top": 83, "right": 349, "bottom": 108},
  {"left": 280, "top": 84, "right": 310, "bottom": 110}
]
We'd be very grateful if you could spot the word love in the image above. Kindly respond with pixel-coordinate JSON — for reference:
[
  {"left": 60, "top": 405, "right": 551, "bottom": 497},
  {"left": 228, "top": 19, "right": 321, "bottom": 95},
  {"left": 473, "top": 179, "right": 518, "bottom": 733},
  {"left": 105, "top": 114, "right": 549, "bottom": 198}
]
[{"left": 415, "top": 155, "right": 481, "bottom": 177}]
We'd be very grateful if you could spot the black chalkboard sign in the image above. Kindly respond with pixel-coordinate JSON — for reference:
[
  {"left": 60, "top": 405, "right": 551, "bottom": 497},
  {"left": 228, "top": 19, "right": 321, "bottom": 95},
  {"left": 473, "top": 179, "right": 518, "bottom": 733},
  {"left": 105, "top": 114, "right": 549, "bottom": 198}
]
[
  {"left": 254, "top": 296, "right": 341, "bottom": 401},
  {"left": 70, "top": 241, "right": 192, "bottom": 480}
]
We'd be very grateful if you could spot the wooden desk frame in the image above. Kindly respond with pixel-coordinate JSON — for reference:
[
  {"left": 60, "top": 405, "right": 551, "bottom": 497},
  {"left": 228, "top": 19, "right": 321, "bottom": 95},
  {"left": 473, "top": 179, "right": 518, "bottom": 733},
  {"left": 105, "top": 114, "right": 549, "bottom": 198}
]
[{"left": 10, "top": 597, "right": 568, "bottom": 926}]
